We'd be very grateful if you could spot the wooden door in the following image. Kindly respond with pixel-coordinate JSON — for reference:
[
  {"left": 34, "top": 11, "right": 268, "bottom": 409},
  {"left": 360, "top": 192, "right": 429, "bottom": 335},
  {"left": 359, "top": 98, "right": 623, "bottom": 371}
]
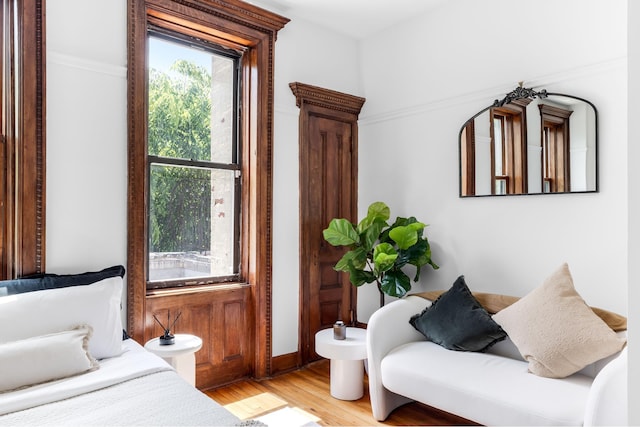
[{"left": 290, "top": 83, "right": 365, "bottom": 365}]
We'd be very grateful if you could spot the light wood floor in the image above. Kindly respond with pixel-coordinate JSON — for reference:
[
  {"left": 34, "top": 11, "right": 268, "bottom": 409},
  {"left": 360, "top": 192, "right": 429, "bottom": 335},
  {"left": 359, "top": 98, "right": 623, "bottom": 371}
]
[{"left": 205, "top": 359, "right": 478, "bottom": 426}]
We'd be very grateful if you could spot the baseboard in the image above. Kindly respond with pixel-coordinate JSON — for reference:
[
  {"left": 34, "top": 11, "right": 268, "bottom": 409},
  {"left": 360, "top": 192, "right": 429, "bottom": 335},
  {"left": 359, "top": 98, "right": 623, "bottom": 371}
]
[{"left": 271, "top": 352, "right": 300, "bottom": 376}]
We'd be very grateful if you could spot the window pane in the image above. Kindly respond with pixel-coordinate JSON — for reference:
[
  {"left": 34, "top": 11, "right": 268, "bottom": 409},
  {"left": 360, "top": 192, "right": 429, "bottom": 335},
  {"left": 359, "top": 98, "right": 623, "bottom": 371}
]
[
  {"left": 149, "top": 164, "right": 237, "bottom": 282},
  {"left": 148, "top": 36, "right": 235, "bottom": 164},
  {"left": 493, "top": 117, "right": 503, "bottom": 175}
]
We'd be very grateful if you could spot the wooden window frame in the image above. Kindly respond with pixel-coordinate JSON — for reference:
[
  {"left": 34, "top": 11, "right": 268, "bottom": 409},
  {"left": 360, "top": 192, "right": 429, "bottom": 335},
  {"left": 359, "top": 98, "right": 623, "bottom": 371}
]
[
  {"left": 490, "top": 101, "right": 528, "bottom": 195},
  {"left": 127, "top": 0, "right": 288, "bottom": 378},
  {"left": 539, "top": 104, "right": 572, "bottom": 193},
  {"left": 1, "top": 0, "right": 46, "bottom": 279},
  {"left": 460, "top": 120, "right": 476, "bottom": 196}
]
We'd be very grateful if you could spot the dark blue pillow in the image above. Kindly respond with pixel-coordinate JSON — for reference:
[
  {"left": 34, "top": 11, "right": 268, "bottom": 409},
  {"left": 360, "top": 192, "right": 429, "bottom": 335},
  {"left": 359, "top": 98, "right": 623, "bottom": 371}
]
[
  {"left": 0, "top": 265, "right": 125, "bottom": 296},
  {"left": 409, "top": 275, "right": 506, "bottom": 352}
]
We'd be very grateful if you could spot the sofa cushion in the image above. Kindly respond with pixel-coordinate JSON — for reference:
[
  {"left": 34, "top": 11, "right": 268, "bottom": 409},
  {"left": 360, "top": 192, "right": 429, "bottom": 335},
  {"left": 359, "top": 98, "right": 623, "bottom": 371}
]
[
  {"left": 409, "top": 276, "right": 506, "bottom": 352},
  {"left": 492, "top": 263, "right": 626, "bottom": 378},
  {"left": 381, "top": 340, "right": 593, "bottom": 426}
]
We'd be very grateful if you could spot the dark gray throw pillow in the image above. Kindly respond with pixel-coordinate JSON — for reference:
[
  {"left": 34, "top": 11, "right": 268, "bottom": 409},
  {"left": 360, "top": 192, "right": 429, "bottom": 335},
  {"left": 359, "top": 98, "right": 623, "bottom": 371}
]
[{"left": 409, "top": 275, "right": 507, "bottom": 352}]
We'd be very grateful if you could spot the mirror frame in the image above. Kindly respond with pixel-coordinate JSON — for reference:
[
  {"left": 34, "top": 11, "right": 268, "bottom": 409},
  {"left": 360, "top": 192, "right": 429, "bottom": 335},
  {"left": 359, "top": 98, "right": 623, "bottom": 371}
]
[{"left": 459, "top": 86, "right": 599, "bottom": 197}]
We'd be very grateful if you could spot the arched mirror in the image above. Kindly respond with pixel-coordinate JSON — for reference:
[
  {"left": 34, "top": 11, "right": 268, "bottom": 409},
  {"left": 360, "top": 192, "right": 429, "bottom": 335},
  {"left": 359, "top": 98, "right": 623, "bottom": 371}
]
[{"left": 459, "top": 86, "right": 598, "bottom": 197}]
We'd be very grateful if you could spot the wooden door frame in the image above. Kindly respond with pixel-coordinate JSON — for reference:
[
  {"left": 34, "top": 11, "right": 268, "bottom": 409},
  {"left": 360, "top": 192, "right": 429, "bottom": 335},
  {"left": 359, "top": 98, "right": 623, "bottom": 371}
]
[{"left": 289, "top": 82, "right": 365, "bottom": 366}]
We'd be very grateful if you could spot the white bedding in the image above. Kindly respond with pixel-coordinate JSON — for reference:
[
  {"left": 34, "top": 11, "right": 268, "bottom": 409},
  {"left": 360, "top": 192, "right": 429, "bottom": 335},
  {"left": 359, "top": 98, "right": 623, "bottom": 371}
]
[{"left": 0, "top": 339, "right": 242, "bottom": 426}]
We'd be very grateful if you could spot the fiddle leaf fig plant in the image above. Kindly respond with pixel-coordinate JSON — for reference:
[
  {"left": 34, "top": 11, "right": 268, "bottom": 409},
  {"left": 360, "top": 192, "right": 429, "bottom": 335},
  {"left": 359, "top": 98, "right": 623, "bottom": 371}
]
[{"left": 323, "top": 201, "right": 439, "bottom": 306}]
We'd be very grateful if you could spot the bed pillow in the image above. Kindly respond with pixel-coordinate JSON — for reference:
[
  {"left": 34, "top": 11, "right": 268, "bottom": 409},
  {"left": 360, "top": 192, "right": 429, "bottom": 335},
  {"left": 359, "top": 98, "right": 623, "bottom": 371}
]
[
  {"left": 0, "top": 277, "right": 124, "bottom": 359},
  {"left": 0, "top": 325, "right": 99, "bottom": 393},
  {"left": 409, "top": 275, "right": 507, "bottom": 352},
  {"left": 492, "top": 263, "right": 627, "bottom": 378},
  {"left": 0, "top": 265, "right": 125, "bottom": 296}
]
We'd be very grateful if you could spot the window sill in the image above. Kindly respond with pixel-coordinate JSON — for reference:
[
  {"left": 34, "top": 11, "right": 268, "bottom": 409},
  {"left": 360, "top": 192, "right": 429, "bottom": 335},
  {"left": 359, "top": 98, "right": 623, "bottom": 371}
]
[{"left": 146, "top": 282, "right": 250, "bottom": 298}]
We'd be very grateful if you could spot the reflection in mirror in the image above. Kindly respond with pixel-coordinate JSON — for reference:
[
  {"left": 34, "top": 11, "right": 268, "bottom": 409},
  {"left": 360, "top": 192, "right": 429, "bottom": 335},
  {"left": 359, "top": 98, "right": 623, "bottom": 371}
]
[{"left": 459, "top": 86, "right": 598, "bottom": 197}]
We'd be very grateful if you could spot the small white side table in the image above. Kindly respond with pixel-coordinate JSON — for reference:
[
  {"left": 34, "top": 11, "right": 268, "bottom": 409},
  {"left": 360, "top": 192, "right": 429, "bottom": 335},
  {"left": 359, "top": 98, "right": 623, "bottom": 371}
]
[
  {"left": 315, "top": 327, "right": 367, "bottom": 400},
  {"left": 144, "top": 333, "right": 203, "bottom": 386}
]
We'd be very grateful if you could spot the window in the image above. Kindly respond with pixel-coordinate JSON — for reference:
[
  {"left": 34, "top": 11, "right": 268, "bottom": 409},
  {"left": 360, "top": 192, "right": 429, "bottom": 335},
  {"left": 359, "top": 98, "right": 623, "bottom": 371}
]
[
  {"left": 127, "top": 0, "right": 288, "bottom": 378},
  {"left": 490, "top": 101, "right": 529, "bottom": 195},
  {"left": 539, "top": 104, "right": 572, "bottom": 193},
  {"left": 146, "top": 34, "right": 241, "bottom": 288},
  {"left": 492, "top": 114, "right": 509, "bottom": 194}
]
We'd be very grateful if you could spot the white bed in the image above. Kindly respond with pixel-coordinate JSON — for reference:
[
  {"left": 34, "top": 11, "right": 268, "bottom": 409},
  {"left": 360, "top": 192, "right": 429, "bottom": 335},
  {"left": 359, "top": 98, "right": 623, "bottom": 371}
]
[
  {"left": 0, "top": 339, "right": 241, "bottom": 426},
  {"left": 0, "top": 268, "right": 246, "bottom": 426}
]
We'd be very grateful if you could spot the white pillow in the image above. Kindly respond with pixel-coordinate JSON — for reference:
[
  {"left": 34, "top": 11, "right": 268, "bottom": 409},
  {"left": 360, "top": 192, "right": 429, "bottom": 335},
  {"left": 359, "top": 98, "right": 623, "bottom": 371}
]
[
  {"left": 0, "top": 325, "right": 99, "bottom": 393},
  {"left": 492, "top": 263, "right": 626, "bottom": 378},
  {"left": 0, "top": 277, "right": 123, "bottom": 359}
]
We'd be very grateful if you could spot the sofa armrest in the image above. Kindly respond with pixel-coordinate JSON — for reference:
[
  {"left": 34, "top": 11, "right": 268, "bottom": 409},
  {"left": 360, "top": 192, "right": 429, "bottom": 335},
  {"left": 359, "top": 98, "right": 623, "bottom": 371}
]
[
  {"left": 583, "top": 347, "right": 627, "bottom": 426},
  {"left": 366, "top": 295, "right": 430, "bottom": 420}
]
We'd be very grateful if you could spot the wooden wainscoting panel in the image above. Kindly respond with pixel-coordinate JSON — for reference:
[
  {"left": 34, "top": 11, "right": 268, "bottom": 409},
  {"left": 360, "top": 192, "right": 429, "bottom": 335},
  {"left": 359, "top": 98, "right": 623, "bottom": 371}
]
[
  {"left": 223, "top": 300, "right": 244, "bottom": 361},
  {"left": 146, "top": 285, "right": 253, "bottom": 389}
]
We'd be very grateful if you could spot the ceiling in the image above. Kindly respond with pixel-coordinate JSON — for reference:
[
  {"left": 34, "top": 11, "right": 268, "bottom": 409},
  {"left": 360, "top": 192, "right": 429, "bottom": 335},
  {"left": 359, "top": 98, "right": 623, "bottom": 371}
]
[{"left": 245, "top": 0, "right": 447, "bottom": 39}]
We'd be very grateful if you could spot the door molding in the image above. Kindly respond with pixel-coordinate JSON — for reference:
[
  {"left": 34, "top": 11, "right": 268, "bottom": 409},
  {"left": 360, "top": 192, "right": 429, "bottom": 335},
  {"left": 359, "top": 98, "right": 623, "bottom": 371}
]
[{"left": 290, "top": 82, "right": 365, "bottom": 366}]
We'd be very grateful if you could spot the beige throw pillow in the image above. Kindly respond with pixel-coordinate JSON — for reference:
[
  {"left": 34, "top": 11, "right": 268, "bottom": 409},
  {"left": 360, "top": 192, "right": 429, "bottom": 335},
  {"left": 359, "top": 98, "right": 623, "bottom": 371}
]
[{"left": 492, "top": 263, "right": 626, "bottom": 378}]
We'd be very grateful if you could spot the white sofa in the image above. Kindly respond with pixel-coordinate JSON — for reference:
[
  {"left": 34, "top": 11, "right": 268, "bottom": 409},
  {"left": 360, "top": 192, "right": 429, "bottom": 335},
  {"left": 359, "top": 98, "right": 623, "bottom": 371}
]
[{"left": 366, "top": 295, "right": 628, "bottom": 426}]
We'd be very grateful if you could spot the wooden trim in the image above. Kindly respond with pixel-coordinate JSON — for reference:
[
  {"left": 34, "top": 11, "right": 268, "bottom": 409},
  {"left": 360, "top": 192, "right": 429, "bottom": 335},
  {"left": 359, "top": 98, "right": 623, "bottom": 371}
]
[
  {"left": 270, "top": 352, "right": 300, "bottom": 376},
  {"left": 539, "top": 104, "right": 572, "bottom": 192},
  {"left": 127, "top": 0, "right": 287, "bottom": 382},
  {"left": 1, "top": 0, "right": 46, "bottom": 278},
  {"left": 290, "top": 82, "right": 365, "bottom": 115},
  {"left": 461, "top": 121, "right": 475, "bottom": 196}
]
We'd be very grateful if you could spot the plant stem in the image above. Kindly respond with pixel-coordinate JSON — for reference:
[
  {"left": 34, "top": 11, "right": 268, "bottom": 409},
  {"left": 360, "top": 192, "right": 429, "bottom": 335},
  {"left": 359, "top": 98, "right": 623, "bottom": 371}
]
[{"left": 376, "top": 280, "right": 385, "bottom": 307}]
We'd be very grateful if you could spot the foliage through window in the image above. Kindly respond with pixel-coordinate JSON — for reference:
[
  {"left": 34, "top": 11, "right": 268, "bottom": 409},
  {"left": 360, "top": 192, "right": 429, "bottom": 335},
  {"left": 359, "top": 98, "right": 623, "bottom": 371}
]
[{"left": 147, "top": 34, "right": 240, "bottom": 287}]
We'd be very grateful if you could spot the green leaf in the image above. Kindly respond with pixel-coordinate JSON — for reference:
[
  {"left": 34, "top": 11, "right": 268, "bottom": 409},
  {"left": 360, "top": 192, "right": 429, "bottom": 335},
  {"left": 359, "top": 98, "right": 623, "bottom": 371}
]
[
  {"left": 404, "top": 239, "right": 430, "bottom": 267},
  {"left": 406, "top": 221, "right": 426, "bottom": 234},
  {"left": 357, "top": 202, "right": 390, "bottom": 233},
  {"left": 361, "top": 218, "right": 386, "bottom": 251},
  {"left": 373, "top": 243, "right": 398, "bottom": 274},
  {"left": 380, "top": 270, "right": 411, "bottom": 298},
  {"left": 334, "top": 247, "right": 367, "bottom": 271},
  {"left": 346, "top": 263, "right": 376, "bottom": 287},
  {"left": 323, "top": 218, "right": 359, "bottom": 246},
  {"left": 389, "top": 225, "right": 419, "bottom": 250},
  {"left": 367, "top": 202, "right": 391, "bottom": 221}
]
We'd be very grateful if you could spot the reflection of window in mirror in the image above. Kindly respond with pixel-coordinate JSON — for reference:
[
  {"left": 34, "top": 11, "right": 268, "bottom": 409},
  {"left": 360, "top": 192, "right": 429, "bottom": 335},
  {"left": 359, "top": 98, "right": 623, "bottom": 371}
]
[
  {"left": 460, "top": 121, "right": 476, "bottom": 195},
  {"left": 539, "top": 104, "right": 572, "bottom": 193},
  {"left": 490, "top": 99, "right": 530, "bottom": 195}
]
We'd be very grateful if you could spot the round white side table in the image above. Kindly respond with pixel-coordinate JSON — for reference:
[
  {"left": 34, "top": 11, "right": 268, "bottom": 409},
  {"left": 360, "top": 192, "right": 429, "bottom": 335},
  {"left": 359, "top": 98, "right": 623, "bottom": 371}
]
[
  {"left": 315, "top": 327, "right": 367, "bottom": 400},
  {"left": 145, "top": 333, "right": 203, "bottom": 386}
]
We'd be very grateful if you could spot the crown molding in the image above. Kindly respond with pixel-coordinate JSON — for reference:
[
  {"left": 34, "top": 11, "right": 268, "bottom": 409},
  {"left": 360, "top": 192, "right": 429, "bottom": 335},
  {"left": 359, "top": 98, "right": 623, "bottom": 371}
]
[
  {"left": 359, "top": 56, "right": 627, "bottom": 125},
  {"left": 289, "top": 82, "right": 366, "bottom": 115}
]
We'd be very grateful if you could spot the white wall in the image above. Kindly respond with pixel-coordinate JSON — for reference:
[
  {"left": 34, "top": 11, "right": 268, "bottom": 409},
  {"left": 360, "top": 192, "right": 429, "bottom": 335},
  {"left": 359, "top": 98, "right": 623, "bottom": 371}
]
[
  {"left": 46, "top": 0, "right": 128, "bottom": 314},
  {"left": 356, "top": 0, "right": 628, "bottom": 322},
  {"left": 271, "top": 17, "right": 362, "bottom": 355}
]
